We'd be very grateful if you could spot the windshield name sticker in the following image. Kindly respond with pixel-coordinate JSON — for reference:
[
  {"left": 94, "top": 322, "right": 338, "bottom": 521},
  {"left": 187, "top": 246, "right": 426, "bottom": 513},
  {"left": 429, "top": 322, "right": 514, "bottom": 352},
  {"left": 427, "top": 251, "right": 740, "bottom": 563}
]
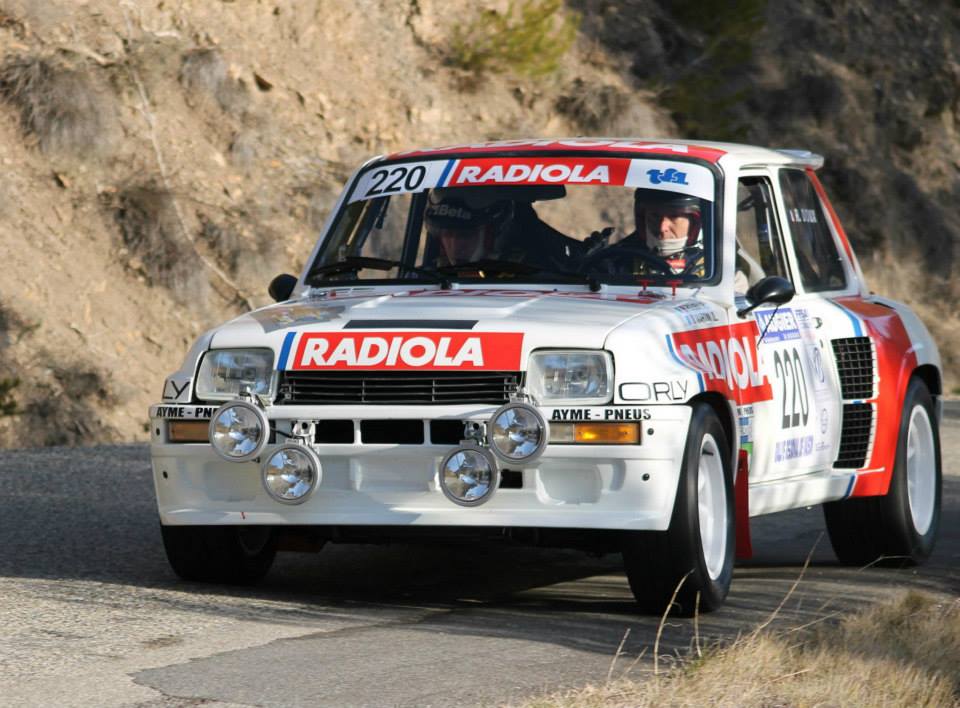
[
  {"left": 669, "top": 322, "right": 773, "bottom": 404},
  {"left": 287, "top": 331, "right": 523, "bottom": 371},
  {"left": 349, "top": 158, "right": 716, "bottom": 203}
]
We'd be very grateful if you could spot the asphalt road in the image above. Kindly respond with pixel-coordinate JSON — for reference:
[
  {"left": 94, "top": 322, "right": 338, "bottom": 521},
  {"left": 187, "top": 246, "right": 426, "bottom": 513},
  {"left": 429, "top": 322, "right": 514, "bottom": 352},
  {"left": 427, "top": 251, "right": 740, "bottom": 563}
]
[{"left": 1, "top": 419, "right": 958, "bottom": 708}]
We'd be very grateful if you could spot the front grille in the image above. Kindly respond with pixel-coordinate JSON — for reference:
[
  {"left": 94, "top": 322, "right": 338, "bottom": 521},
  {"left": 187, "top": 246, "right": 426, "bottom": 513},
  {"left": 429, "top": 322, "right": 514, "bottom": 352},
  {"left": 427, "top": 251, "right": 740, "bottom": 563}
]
[
  {"left": 835, "top": 403, "right": 873, "bottom": 468},
  {"left": 832, "top": 336, "right": 875, "bottom": 399},
  {"left": 277, "top": 371, "right": 521, "bottom": 405}
]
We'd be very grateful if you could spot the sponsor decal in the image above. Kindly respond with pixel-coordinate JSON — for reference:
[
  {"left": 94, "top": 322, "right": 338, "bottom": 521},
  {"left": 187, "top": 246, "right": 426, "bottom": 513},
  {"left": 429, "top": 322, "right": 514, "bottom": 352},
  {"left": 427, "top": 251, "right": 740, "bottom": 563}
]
[
  {"left": 647, "top": 168, "right": 688, "bottom": 185},
  {"left": 620, "top": 380, "right": 689, "bottom": 402},
  {"left": 669, "top": 322, "right": 773, "bottom": 404},
  {"left": 289, "top": 331, "right": 523, "bottom": 371},
  {"left": 449, "top": 157, "right": 628, "bottom": 187},
  {"left": 755, "top": 308, "right": 801, "bottom": 343},
  {"left": 152, "top": 405, "right": 216, "bottom": 420},
  {"left": 674, "top": 301, "right": 720, "bottom": 326},
  {"left": 774, "top": 434, "right": 814, "bottom": 462},
  {"left": 550, "top": 407, "right": 652, "bottom": 422},
  {"left": 737, "top": 404, "right": 754, "bottom": 445},
  {"left": 249, "top": 303, "right": 346, "bottom": 333}
]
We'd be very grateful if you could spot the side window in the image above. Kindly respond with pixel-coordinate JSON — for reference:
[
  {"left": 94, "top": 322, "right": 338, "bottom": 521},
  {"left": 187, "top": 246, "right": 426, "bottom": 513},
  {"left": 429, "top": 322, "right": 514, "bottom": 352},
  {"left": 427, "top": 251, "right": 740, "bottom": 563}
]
[
  {"left": 778, "top": 169, "right": 847, "bottom": 292},
  {"left": 735, "top": 177, "right": 787, "bottom": 292}
]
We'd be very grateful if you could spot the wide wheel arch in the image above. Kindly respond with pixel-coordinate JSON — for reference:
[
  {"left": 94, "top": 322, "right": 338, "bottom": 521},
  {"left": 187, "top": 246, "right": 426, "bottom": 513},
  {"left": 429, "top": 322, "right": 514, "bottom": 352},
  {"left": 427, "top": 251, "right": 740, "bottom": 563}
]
[{"left": 687, "top": 392, "right": 737, "bottom": 474}]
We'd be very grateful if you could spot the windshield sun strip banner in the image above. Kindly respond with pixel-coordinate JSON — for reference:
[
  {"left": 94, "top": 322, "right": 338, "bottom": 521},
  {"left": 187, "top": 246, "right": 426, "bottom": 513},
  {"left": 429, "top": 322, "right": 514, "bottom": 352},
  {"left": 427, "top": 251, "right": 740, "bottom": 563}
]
[{"left": 348, "top": 158, "right": 716, "bottom": 204}]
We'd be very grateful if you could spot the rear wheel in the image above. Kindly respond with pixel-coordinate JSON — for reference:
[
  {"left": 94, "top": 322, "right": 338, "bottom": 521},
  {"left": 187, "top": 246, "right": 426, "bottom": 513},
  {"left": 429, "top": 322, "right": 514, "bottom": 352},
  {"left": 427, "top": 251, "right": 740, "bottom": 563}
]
[
  {"left": 160, "top": 524, "right": 277, "bottom": 584},
  {"left": 823, "top": 377, "right": 941, "bottom": 565},
  {"left": 622, "top": 404, "right": 734, "bottom": 616}
]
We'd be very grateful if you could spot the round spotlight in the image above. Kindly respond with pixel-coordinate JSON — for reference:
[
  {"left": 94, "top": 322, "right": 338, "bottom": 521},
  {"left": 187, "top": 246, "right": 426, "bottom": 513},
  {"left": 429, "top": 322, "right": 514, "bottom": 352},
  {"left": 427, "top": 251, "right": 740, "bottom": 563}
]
[
  {"left": 439, "top": 445, "right": 499, "bottom": 507},
  {"left": 489, "top": 402, "right": 548, "bottom": 464},
  {"left": 208, "top": 399, "right": 269, "bottom": 462},
  {"left": 261, "top": 444, "right": 322, "bottom": 504}
]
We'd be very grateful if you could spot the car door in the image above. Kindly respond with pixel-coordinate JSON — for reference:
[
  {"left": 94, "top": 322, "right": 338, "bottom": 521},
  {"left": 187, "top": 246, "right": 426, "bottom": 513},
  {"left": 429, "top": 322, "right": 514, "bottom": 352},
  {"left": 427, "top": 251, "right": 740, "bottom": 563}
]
[
  {"left": 764, "top": 167, "right": 860, "bottom": 480},
  {"left": 734, "top": 170, "right": 845, "bottom": 483}
]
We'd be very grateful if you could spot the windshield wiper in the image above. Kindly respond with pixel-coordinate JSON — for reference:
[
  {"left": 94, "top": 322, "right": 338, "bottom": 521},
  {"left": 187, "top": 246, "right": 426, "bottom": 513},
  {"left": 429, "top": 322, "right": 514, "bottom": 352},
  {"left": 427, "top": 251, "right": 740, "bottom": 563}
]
[
  {"left": 433, "top": 259, "right": 540, "bottom": 276},
  {"left": 305, "top": 256, "right": 443, "bottom": 285},
  {"left": 435, "top": 260, "right": 606, "bottom": 291}
]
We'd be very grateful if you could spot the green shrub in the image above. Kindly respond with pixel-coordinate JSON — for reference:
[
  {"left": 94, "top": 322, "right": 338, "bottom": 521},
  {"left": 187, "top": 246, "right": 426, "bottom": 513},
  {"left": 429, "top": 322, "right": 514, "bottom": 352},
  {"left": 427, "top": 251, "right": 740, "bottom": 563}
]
[
  {"left": 0, "top": 377, "right": 19, "bottom": 416},
  {"left": 448, "top": 0, "right": 580, "bottom": 77},
  {"left": 662, "top": 0, "right": 767, "bottom": 140}
]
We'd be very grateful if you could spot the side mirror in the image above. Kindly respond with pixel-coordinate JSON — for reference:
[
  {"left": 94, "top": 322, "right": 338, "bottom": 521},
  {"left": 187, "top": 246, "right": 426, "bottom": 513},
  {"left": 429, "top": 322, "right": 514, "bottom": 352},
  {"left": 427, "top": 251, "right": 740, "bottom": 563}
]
[
  {"left": 737, "top": 276, "right": 795, "bottom": 317},
  {"left": 268, "top": 273, "right": 298, "bottom": 302}
]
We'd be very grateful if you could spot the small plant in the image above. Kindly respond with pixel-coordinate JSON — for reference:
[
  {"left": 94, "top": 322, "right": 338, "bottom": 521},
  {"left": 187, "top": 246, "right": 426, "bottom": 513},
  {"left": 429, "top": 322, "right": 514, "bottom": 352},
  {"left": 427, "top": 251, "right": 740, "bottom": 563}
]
[
  {"left": 555, "top": 78, "right": 628, "bottom": 131},
  {"left": 0, "top": 377, "right": 19, "bottom": 417},
  {"left": 661, "top": 0, "right": 767, "bottom": 140},
  {"left": 0, "top": 54, "right": 112, "bottom": 155},
  {"left": 448, "top": 0, "right": 580, "bottom": 77},
  {"left": 110, "top": 182, "right": 202, "bottom": 298}
]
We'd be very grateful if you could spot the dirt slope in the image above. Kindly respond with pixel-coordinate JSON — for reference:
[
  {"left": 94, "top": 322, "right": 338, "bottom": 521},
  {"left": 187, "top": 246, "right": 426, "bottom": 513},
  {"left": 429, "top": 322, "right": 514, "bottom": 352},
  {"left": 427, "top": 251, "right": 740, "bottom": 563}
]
[
  {"left": 0, "top": 0, "right": 955, "bottom": 447},
  {"left": 0, "top": 0, "right": 664, "bottom": 446}
]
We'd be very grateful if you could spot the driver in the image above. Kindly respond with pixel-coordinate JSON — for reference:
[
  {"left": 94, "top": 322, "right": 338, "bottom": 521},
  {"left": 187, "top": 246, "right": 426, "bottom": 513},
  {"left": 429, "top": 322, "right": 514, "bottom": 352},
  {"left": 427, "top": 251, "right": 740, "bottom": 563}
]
[
  {"left": 633, "top": 189, "right": 704, "bottom": 276},
  {"left": 423, "top": 189, "right": 514, "bottom": 267},
  {"left": 588, "top": 189, "right": 705, "bottom": 277}
]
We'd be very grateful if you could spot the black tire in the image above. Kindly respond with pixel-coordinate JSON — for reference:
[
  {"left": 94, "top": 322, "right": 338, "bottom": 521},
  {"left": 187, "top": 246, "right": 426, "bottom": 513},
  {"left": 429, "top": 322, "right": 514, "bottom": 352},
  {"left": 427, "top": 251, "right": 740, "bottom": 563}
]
[
  {"left": 160, "top": 524, "right": 277, "bottom": 584},
  {"left": 622, "top": 403, "right": 735, "bottom": 616},
  {"left": 823, "top": 378, "right": 941, "bottom": 566}
]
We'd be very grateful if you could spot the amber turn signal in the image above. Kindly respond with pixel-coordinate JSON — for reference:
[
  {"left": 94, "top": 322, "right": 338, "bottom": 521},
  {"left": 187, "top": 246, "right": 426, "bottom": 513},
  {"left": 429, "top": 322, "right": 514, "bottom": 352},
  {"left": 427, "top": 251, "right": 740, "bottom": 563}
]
[
  {"left": 168, "top": 420, "right": 210, "bottom": 443},
  {"left": 549, "top": 422, "right": 640, "bottom": 444}
]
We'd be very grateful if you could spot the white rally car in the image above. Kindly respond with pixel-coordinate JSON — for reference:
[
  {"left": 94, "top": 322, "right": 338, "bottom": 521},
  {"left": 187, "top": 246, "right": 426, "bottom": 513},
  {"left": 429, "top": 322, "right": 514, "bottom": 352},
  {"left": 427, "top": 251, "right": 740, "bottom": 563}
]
[{"left": 149, "top": 139, "right": 943, "bottom": 614}]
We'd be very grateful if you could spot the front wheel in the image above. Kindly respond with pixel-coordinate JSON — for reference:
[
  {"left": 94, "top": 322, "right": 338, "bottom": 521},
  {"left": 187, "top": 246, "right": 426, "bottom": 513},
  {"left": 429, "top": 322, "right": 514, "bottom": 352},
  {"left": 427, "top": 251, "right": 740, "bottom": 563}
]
[
  {"left": 622, "top": 403, "right": 734, "bottom": 615},
  {"left": 823, "top": 377, "right": 941, "bottom": 565},
  {"left": 160, "top": 524, "right": 277, "bottom": 584}
]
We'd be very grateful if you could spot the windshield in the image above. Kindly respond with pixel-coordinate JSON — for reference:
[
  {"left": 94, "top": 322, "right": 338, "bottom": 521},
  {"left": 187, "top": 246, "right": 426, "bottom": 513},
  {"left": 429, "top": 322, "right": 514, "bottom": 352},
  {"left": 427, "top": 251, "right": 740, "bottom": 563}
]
[{"left": 308, "top": 155, "right": 717, "bottom": 286}]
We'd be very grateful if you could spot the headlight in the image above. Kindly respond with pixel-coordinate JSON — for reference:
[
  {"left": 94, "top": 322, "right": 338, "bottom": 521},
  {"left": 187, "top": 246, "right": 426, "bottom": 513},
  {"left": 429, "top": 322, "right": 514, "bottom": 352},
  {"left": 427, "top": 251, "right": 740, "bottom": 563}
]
[
  {"left": 526, "top": 350, "right": 613, "bottom": 405},
  {"left": 209, "top": 400, "right": 269, "bottom": 462},
  {"left": 196, "top": 349, "right": 276, "bottom": 402},
  {"left": 489, "top": 402, "right": 547, "bottom": 464},
  {"left": 262, "top": 445, "right": 321, "bottom": 504}
]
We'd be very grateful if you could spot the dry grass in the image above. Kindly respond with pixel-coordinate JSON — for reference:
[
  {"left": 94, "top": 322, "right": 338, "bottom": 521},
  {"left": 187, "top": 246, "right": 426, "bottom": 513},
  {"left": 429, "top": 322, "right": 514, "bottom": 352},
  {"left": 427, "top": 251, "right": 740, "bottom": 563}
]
[
  {"left": 178, "top": 47, "right": 248, "bottom": 116},
  {"left": 0, "top": 54, "right": 113, "bottom": 155},
  {"left": 514, "top": 591, "right": 960, "bottom": 708},
  {"left": 109, "top": 183, "right": 204, "bottom": 298},
  {"left": 555, "top": 78, "right": 629, "bottom": 132}
]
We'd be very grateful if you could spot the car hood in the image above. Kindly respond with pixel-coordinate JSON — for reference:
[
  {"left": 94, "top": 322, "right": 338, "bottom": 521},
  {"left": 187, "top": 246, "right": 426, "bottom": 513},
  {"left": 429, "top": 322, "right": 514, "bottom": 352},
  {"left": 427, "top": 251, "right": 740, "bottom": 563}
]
[{"left": 209, "top": 287, "right": 692, "bottom": 363}]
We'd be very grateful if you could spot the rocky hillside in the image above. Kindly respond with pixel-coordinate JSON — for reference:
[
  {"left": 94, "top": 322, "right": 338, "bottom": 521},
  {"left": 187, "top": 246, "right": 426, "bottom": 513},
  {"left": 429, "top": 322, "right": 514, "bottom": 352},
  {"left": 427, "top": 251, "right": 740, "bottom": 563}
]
[{"left": 0, "top": 0, "right": 956, "bottom": 447}]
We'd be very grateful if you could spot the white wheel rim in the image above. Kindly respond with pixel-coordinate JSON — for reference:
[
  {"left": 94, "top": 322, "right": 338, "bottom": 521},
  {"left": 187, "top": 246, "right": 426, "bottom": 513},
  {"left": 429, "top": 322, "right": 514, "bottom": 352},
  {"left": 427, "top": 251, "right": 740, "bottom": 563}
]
[
  {"left": 697, "top": 434, "right": 727, "bottom": 580},
  {"left": 906, "top": 405, "right": 936, "bottom": 536}
]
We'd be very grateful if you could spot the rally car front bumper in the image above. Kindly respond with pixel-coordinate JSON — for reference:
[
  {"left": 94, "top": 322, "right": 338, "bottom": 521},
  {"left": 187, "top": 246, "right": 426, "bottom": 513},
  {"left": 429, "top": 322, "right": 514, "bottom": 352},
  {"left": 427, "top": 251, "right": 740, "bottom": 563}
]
[{"left": 148, "top": 403, "right": 693, "bottom": 532}]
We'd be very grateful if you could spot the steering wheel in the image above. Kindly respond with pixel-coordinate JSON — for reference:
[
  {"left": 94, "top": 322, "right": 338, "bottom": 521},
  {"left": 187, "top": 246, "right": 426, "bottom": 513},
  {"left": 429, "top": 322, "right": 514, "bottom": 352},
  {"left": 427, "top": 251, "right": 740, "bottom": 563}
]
[{"left": 581, "top": 243, "right": 675, "bottom": 276}]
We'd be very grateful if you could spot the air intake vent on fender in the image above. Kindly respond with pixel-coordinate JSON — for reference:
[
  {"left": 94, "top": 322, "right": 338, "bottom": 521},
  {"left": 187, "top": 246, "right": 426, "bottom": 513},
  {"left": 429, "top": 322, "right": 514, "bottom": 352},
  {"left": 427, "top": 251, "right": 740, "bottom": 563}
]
[
  {"left": 831, "top": 336, "right": 875, "bottom": 400},
  {"left": 834, "top": 402, "right": 873, "bottom": 469}
]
